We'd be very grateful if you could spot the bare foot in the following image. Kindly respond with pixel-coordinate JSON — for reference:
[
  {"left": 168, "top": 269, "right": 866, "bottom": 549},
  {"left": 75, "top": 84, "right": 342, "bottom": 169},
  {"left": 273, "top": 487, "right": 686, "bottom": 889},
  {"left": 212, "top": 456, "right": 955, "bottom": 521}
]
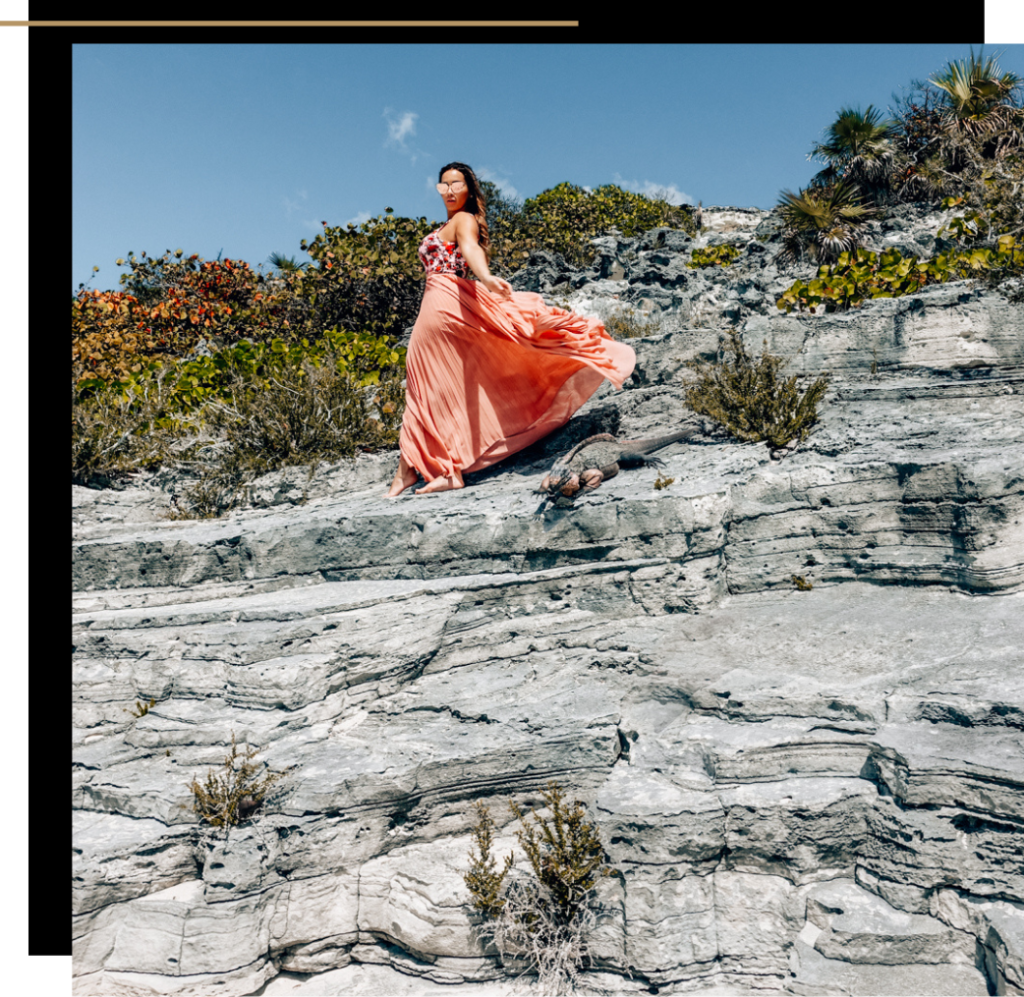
[
  {"left": 415, "top": 472, "right": 464, "bottom": 494},
  {"left": 386, "top": 457, "right": 420, "bottom": 497}
]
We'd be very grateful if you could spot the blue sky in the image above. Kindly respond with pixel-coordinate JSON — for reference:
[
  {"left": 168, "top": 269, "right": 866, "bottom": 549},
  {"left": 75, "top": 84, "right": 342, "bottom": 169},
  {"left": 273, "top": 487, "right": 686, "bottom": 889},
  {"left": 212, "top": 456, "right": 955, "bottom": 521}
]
[{"left": 72, "top": 43, "right": 1024, "bottom": 295}]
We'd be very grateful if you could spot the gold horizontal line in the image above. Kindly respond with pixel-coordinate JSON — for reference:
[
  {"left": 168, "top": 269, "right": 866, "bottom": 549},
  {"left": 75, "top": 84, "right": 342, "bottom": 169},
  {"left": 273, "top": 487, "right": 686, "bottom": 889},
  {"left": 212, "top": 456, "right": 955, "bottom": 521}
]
[{"left": 0, "top": 20, "right": 578, "bottom": 26}]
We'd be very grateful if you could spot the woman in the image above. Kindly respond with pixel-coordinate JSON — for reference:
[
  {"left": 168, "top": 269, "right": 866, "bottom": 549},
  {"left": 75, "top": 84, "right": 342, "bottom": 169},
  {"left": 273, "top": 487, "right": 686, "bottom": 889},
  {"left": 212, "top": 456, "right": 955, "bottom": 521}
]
[{"left": 387, "top": 162, "right": 636, "bottom": 496}]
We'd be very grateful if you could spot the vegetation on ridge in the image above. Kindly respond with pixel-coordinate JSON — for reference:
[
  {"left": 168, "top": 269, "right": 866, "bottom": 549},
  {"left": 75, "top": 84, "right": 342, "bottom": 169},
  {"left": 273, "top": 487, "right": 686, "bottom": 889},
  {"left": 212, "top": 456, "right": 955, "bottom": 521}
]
[
  {"left": 72, "top": 48, "right": 1024, "bottom": 510},
  {"left": 774, "top": 46, "right": 1024, "bottom": 298}
]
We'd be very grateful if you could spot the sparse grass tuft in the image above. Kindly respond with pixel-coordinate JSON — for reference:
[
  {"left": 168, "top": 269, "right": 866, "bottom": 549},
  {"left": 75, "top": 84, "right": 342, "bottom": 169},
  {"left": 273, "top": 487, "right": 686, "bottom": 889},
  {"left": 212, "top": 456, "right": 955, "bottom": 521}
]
[
  {"left": 601, "top": 305, "right": 665, "bottom": 339},
  {"left": 124, "top": 697, "right": 156, "bottom": 718},
  {"left": 186, "top": 731, "right": 287, "bottom": 828}
]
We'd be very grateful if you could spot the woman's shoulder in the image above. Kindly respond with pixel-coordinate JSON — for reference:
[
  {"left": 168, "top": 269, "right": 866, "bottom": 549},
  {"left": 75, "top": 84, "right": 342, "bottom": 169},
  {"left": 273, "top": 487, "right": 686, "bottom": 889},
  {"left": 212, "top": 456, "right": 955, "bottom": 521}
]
[{"left": 453, "top": 210, "right": 479, "bottom": 240}]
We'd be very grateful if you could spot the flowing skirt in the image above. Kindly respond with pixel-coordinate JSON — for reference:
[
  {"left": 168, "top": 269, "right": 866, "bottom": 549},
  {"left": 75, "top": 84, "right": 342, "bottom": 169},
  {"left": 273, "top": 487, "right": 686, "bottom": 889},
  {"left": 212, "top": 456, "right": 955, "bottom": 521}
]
[{"left": 399, "top": 273, "right": 636, "bottom": 481}]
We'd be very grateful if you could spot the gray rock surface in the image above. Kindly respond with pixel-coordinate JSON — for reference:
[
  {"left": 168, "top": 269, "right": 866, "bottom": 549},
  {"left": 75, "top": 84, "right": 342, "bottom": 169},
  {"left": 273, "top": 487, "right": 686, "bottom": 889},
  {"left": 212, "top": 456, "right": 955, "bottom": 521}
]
[{"left": 73, "top": 203, "right": 1024, "bottom": 996}]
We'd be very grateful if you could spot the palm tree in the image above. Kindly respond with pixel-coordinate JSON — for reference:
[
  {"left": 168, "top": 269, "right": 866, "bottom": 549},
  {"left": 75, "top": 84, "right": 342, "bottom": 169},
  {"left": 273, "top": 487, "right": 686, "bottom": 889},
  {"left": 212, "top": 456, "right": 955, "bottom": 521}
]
[
  {"left": 267, "top": 252, "right": 311, "bottom": 274},
  {"left": 928, "top": 47, "right": 1024, "bottom": 158},
  {"left": 808, "top": 105, "right": 901, "bottom": 197},
  {"left": 775, "top": 179, "right": 877, "bottom": 266}
]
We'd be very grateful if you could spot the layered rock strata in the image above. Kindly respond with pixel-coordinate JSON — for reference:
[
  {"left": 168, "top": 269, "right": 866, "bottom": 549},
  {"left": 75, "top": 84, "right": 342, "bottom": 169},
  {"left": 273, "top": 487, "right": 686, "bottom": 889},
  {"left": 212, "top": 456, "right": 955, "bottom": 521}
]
[{"left": 73, "top": 204, "right": 1024, "bottom": 996}]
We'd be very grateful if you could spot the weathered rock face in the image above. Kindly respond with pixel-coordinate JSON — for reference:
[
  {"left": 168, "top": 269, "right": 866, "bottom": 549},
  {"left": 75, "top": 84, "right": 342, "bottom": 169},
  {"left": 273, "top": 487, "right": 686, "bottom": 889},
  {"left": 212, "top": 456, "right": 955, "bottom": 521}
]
[{"left": 73, "top": 204, "right": 1024, "bottom": 996}]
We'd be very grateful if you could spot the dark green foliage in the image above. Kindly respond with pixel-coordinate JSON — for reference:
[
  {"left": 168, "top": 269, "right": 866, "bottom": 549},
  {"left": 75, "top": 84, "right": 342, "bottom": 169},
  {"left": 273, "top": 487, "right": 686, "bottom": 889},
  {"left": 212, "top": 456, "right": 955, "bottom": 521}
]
[
  {"left": 775, "top": 180, "right": 878, "bottom": 266},
  {"left": 295, "top": 209, "right": 438, "bottom": 340},
  {"left": 802, "top": 49, "right": 1024, "bottom": 210},
  {"left": 773, "top": 50, "right": 1024, "bottom": 287},
  {"left": 186, "top": 731, "right": 286, "bottom": 828},
  {"left": 806, "top": 105, "right": 902, "bottom": 199},
  {"left": 478, "top": 180, "right": 531, "bottom": 279},
  {"left": 684, "top": 333, "right": 830, "bottom": 452}
]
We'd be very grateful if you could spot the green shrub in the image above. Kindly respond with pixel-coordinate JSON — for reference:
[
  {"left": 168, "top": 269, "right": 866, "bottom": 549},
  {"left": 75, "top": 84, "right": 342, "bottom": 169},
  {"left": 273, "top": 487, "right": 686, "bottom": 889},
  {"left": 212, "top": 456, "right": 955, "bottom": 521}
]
[
  {"left": 774, "top": 179, "right": 878, "bottom": 266},
  {"left": 464, "top": 801, "right": 514, "bottom": 919},
  {"left": 186, "top": 731, "right": 287, "bottom": 828},
  {"left": 76, "top": 328, "right": 405, "bottom": 422},
  {"left": 684, "top": 333, "right": 830, "bottom": 452},
  {"left": 295, "top": 209, "right": 438, "bottom": 340},
  {"left": 775, "top": 224, "right": 1022, "bottom": 315},
  {"left": 73, "top": 329, "right": 406, "bottom": 501},
  {"left": 687, "top": 244, "right": 742, "bottom": 268},
  {"left": 72, "top": 364, "right": 211, "bottom": 488},
  {"left": 164, "top": 344, "right": 402, "bottom": 519},
  {"left": 464, "top": 781, "right": 616, "bottom": 994},
  {"left": 498, "top": 182, "right": 698, "bottom": 272}
]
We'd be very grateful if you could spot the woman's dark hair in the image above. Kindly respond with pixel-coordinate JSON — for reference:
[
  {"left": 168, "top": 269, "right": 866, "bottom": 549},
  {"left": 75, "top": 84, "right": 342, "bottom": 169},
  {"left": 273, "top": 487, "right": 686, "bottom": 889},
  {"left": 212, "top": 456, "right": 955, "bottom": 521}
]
[{"left": 439, "top": 161, "right": 490, "bottom": 259}]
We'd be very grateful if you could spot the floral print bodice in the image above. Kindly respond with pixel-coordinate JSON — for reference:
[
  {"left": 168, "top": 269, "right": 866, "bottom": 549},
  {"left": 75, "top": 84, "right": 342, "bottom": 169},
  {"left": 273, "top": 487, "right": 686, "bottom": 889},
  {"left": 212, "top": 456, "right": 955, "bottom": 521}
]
[{"left": 418, "top": 228, "right": 471, "bottom": 278}]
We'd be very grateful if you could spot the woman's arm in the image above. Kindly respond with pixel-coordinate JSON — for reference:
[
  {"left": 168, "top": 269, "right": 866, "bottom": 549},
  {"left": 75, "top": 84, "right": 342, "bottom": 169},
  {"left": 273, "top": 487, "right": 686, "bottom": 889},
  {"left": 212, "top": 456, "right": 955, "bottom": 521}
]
[{"left": 454, "top": 213, "right": 512, "bottom": 300}]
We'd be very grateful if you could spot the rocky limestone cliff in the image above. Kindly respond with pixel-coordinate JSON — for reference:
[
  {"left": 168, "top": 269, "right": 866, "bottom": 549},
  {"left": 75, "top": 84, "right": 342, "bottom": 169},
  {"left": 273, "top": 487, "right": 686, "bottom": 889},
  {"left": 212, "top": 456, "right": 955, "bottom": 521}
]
[{"left": 73, "top": 203, "right": 1024, "bottom": 996}]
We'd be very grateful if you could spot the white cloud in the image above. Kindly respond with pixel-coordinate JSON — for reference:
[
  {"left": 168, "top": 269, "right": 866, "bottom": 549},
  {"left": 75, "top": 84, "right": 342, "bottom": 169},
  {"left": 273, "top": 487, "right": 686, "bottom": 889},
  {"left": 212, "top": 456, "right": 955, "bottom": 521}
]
[
  {"left": 283, "top": 190, "right": 309, "bottom": 217},
  {"left": 612, "top": 173, "right": 695, "bottom": 205},
  {"left": 383, "top": 108, "right": 429, "bottom": 165},
  {"left": 475, "top": 166, "right": 521, "bottom": 202},
  {"left": 384, "top": 107, "right": 418, "bottom": 149}
]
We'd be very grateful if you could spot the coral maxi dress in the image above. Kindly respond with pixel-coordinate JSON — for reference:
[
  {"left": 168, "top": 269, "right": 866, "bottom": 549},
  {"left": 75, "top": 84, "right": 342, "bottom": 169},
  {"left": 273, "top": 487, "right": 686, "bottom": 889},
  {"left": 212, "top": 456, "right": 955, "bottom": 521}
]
[{"left": 399, "top": 228, "right": 636, "bottom": 483}]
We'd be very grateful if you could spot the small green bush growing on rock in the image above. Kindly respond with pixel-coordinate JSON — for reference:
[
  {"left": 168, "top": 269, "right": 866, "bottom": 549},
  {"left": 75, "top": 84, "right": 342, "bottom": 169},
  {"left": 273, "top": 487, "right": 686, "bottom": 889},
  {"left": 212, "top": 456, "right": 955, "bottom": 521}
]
[
  {"left": 684, "top": 333, "right": 830, "bottom": 453},
  {"left": 186, "top": 731, "right": 286, "bottom": 828},
  {"left": 687, "top": 244, "right": 742, "bottom": 269},
  {"left": 465, "top": 801, "right": 514, "bottom": 919},
  {"left": 464, "top": 781, "right": 616, "bottom": 995}
]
